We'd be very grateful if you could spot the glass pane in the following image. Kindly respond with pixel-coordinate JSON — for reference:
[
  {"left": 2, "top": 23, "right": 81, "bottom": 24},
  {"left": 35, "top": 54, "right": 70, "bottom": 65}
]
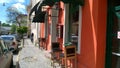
[
  {"left": 69, "top": 5, "right": 79, "bottom": 51},
  {"left": 0, "top": 46, "right": 3, "bottom": 56},
  {"left": 112, "top": 5, "right": 120, "bottom": 68}
]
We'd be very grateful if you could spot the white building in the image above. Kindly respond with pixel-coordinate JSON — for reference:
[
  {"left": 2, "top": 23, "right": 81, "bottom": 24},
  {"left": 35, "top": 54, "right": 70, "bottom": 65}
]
[{"left": 28, "top": 0, "right": 41, "bottom": 44}]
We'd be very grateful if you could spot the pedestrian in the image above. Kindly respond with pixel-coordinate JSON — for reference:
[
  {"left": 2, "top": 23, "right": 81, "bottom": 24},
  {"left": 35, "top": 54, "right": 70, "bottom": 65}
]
[{"left": 31, "top": 33, "right": 34, "bottom": 43}]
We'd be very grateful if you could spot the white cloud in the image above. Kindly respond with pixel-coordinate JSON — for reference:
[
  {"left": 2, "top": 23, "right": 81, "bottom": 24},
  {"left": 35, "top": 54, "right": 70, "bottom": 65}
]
[
  {"left": 12, "top": 3, "right": 25, "bottom": 9},
  {"left": 12, "top": 3, "right": 26, "bottom": 13}
]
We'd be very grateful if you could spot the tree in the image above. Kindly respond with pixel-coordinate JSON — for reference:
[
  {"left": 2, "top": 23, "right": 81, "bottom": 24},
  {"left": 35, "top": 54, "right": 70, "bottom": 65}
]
[
  {"left": 1, "top": 23, "right": 11, "bottom": 27},
  {"left": 16, "top": 14, "right": 27, "bottom": 27},
  {"left": 11, "top": 24, "right": 17, "bottom": 34},
  {"left": 17, "top": 26, "right": 28, "bottom": 34},
  {"left": 6, "top": 7, "right": 27, "bottom": 27},
  {"left": 17, "top": 26, "right": 28, "bottom": 46},
  {"left": 6, "top": 7, "right": 22, "bottom": 24}
]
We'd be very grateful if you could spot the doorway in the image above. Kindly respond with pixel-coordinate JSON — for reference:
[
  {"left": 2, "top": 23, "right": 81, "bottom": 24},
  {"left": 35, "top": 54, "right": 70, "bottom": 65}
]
[{"left": 106, "top": 0, "right": 120, "bottom": 68}]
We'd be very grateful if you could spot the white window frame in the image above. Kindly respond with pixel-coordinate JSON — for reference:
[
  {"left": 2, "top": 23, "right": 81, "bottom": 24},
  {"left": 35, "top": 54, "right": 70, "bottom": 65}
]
[
  {"left": 63, "top": 5, "right": 82, "bottom": 54},
  {"left": 77, "top": 6, "right": 82, "bottom": 54}
]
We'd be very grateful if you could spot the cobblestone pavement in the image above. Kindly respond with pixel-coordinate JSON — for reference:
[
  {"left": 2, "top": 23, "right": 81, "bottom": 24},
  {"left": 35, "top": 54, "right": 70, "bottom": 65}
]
[{"left": 18, "top": 38, "right": 61, "bottom": 68}]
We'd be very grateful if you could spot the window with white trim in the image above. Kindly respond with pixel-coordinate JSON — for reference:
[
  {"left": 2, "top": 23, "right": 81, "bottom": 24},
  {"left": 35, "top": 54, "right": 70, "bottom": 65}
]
[
  {"left": 70, "top": 6, "right": 82, "bottom": 54},
  {"left": 64, "top": 4, "right": 82, "bottom": 54}
]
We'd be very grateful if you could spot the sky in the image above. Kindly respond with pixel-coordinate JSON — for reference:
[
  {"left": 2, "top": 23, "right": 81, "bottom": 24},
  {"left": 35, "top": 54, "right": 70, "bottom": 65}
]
[{"left": 0, "top": 0, "right": 30, "bottom": 23}]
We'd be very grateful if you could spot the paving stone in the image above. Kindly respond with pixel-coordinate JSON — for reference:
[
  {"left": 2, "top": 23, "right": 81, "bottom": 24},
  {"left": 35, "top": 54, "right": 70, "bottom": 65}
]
[{"left": 18, "top": 39, "right": 61, "bottom": 68}]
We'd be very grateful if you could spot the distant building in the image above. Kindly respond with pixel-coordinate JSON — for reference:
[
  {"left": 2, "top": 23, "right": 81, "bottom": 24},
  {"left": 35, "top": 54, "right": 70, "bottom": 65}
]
[
  {"left": 1, "top": 26, "right": 11, "bottom": 35},
  {"left": 28, "top": 0, "right": 41, "bottom": 44},
  {"left": 16, "top": 14, "right": 27, "bottom": 27}
]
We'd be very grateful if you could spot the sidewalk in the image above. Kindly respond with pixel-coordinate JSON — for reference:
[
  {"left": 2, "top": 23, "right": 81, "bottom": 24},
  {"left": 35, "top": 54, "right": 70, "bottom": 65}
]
[{"left": 18, "top": 38, "right": 60, "bottom": 68}]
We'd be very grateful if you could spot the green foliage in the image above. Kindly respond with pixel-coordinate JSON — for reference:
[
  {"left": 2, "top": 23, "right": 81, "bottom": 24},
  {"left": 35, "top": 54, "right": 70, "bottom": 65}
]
[
  {"left": 17, "top": 26, "right": 28, "bottom": 34},
  {"left": 11, "top": 24, "right": 17, "bottom": 34},
  {"left": 1, "top": 23, "right": 11, "bottom": 27},
  {"left": 6, "top": 7, "right": 22, "bottom": 23},
  {"left": 6, "top": 7, "right": 27, "bottom": 28}
]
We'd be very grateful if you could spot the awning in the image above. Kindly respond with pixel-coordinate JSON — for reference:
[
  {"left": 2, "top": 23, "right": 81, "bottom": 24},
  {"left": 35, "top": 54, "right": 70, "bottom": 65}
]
[
  {"left": 53, "top": 0, "right": 84, "bottom": 6},
  {"left": 29, "top": 1, "right": 41, "bottom": 19},
  {"left": 32, "top": 12, "right": 46, "bottom": 22},
  {"left": 29, "top": 0, "right": 55, "bottom": 22},
  {"left": 29, "top": 0, "right": 84, "bottom": 22}
]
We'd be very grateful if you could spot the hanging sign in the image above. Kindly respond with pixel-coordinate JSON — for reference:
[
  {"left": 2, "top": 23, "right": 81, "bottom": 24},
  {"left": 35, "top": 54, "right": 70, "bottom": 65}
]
[{"left": 117, "top": 31, "right": 120, "bottom": 39}]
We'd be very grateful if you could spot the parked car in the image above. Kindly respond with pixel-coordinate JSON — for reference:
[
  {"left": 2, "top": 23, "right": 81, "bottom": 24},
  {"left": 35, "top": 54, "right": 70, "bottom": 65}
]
[
  {"left": 0, "top": 35, "right": 18, "bottom": 52},
  {"left": 12, "top": 34, "right": 22, "bottom": 42},
  {"left": 0, "top": 38, "right": 13, "bottom": 68}
]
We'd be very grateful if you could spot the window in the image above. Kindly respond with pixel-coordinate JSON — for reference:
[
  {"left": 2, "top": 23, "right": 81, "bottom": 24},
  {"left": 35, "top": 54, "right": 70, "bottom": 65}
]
[
  {"left": 0, "top": 46, "right": 3, "bottom": 56},
  {"left": 70, "top": 10, "right": 79, "bottom": 50},
  {"left": 69, "top": 5, "right": 82, "bottom": 53},
  {"left": 0, "top": 42, "right": 3, "bottom": 56},
  {"left": 1, "top": 37, "right": 14, "bottom": 40},
  {"left": 64, "top": 4, "right": 82, "bottom": 53}
]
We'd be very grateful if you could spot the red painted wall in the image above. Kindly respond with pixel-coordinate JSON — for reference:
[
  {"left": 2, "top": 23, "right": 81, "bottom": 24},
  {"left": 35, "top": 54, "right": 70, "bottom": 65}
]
[
  {"left": 40, "top": 23, "right": 45, "bottom": 38},
  {"left": 46, "top": 8, "right": 52, "bottom": 51},
  {"left": 46, "top": 2, "right": 65, "bottom": 51},
  {"left": 77, "top": 0, "right": 107, "bottom": 68},
  {"left": 44, "top": 0, "right": 107, "bottom": 68},
  {"left": 57, "top": 2, "right": 64, "bottom": 49},
  {"left": 96, "top": 0, "right": 107, "bottom": 68},
  {"left": 58, "top": 2, "right": 64, "bottom": 25}
]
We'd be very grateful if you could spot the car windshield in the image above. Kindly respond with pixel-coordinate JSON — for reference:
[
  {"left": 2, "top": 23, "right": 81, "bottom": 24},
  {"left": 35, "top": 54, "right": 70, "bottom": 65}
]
[{"left": 1, "top": 37, "right": 14, "bottom": 41}]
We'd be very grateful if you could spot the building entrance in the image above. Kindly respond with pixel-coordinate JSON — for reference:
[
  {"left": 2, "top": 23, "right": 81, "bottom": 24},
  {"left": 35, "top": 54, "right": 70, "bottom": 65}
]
[{"left": 106, "top": 0, "right": 120, "bottom": 68}]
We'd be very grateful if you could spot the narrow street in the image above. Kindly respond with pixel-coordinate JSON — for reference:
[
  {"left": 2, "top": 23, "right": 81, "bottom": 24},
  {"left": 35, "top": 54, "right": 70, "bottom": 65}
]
[{"left": 14, "top": 38, "right": 61, "bottom": 68}]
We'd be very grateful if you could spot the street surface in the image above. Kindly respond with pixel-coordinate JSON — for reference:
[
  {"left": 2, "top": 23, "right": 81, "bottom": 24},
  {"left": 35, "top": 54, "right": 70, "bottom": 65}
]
[{"left": 13, "top": 38, "right": 61, "bottom": 68}]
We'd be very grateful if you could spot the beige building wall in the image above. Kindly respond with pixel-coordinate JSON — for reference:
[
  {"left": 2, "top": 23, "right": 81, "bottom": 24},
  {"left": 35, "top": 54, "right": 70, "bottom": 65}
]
[{"left": 30, "top": 0, "right": 41, "bottom": 45}]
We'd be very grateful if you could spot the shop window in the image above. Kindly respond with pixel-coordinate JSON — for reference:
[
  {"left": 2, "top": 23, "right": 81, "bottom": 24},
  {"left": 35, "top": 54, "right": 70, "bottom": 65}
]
[
  {"left": 64, "top": 4, "right": 82, "bottom": 53},
  {"left": 69, "top": 6, "right": 82, "bottom": 53},
  {"left": 0, "top": 42, "right": 3, "bottom": 56},
  {"left": 73, "top": 10, "right": 79, "bottom": 22},
  {"left": 70, "top": 12, "right": 79, "bottom": 50},
  {"left": 0, "top": 47, "right": 2, "bottom": 56}
]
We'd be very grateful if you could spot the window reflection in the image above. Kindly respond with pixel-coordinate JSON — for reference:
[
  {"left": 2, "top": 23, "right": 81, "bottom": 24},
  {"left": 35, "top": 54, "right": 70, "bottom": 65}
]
[{"left": 70, "top": 8, "right": 79, "bottom": 50}]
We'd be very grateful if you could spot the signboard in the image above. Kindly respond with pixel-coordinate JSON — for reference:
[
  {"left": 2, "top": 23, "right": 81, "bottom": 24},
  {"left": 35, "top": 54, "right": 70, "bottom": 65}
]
[{"left": 117, "top": 31, "right": 120, "bottom": 39}]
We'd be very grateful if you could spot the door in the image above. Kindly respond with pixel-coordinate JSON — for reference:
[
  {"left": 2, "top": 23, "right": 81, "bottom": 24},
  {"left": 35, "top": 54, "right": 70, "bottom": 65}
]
[{"left": 106, "top": 0, "right": 120, "bottom": 68}]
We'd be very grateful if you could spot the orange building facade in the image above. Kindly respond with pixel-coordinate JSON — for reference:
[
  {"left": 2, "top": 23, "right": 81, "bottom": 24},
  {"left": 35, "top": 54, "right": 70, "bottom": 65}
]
[
  {"left": 39, "top": 0, "right": 107, "bottom": 68},
  {"left": 42, "top": 0, "right": 107, "bottom": 68},
  {"left": 34, "top": 0, "right": 120, "bottom": 68}
]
